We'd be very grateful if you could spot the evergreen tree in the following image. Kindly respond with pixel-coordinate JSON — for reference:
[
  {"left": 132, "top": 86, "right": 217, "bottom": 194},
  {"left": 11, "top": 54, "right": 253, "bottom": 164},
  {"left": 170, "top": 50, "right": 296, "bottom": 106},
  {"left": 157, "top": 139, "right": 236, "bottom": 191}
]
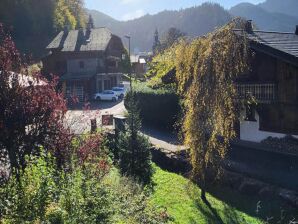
[
  {"left": 117, "top": 95, "right": 153, "bottom": 184},
  {"left": 87, "top": 15, "right": 95, "bottom": 29},
  {"left": 160, "top": 27, "right": 186, "bottom": 51},
  {"left": 152, "top": 28, "right": 161, "bottom": 54}
]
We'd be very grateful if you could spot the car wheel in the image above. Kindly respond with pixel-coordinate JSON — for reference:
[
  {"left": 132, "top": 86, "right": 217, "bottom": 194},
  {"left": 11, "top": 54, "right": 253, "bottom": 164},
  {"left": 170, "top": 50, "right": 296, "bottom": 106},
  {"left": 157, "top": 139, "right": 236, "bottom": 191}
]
[{"left": 96, "top": 96, "right": 101, "bottom": 101}]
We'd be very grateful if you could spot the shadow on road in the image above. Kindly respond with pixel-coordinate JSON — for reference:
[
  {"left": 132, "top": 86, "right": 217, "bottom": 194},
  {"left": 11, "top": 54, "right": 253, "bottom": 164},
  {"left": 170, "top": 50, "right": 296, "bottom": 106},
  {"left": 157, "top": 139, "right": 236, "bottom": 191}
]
[{"left": 141, "top": 125, "right": 181, "bottom": 145}]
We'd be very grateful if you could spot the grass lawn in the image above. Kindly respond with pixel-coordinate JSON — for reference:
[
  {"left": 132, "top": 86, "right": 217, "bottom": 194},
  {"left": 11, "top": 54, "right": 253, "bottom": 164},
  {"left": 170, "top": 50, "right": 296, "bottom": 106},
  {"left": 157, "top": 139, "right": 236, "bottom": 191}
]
[{"left": 150, "top": 165, "right": 298, "bottom": 224}]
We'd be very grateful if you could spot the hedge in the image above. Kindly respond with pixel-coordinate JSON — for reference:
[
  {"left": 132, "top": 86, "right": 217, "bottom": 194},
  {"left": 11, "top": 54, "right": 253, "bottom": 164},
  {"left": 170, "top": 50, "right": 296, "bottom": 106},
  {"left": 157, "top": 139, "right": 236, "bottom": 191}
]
[{"left": 124, "top": 84, "right": 181, "bottom": 131}]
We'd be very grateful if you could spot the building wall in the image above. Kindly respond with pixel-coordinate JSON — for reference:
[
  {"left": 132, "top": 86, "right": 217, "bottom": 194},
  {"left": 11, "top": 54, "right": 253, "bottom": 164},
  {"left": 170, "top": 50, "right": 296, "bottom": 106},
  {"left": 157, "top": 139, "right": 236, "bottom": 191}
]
[
  {"left": 67, "top": 58, "right": 102, "bottom": 74},
  {"left": 277, "top": 60, "right": 298, "bottom": 104},
  {"left": 237, "top": 50, "right": 298, "bottom": 139},
  {"left": 96, "top": 73, "right": 122, "bottom": 92},
  {"left": 240, "top": 110, "right": 298, "bottom": 142}
]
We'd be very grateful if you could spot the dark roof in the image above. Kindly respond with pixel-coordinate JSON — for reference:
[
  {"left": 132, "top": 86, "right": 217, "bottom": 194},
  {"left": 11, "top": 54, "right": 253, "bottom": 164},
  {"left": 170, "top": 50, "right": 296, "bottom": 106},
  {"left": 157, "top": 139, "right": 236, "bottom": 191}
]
[
  {"left": 47, "top": 28, "right": 112, "bottom": 52},
  {"left": 235, "top": 29, "right": 298, "bottom": 66}
]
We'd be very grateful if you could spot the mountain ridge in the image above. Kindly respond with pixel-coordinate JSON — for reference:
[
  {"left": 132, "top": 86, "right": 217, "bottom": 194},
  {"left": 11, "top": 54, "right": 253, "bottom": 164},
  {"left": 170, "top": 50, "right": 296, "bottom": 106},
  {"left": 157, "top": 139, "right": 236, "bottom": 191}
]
[{"left": 87, "top": 0, "right": 298, "bottom": 52}]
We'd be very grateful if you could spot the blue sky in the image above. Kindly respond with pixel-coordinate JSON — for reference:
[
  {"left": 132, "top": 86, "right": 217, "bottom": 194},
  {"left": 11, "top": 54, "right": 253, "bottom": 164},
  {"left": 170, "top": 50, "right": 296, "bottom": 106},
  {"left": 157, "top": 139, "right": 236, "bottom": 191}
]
[{"left": 85, "top": 0, "right": 265, "bottom": 21}]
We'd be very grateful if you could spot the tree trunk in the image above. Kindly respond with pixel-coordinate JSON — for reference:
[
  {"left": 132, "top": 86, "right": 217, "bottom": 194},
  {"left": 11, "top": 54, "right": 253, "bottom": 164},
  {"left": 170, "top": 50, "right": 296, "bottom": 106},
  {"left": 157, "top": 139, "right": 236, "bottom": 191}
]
[
  {"left": 200, "top": 158, "right": 208, "bottom": 203},
  {"left": 201, "top": 186, "right": 207, "bottom": 202},
  {"left": 200, "top": 175, "right": 207, "bottom": 203}
]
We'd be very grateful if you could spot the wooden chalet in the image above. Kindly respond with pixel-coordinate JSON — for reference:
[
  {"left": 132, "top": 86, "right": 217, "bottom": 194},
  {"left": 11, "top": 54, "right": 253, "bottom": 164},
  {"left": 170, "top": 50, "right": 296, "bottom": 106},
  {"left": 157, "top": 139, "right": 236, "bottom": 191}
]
[
  {"left": 42, "top": 23, "right": 126, "bottom": 101},
  {"left": 235, "top": 21, "right": 298, "bottom": 142}
]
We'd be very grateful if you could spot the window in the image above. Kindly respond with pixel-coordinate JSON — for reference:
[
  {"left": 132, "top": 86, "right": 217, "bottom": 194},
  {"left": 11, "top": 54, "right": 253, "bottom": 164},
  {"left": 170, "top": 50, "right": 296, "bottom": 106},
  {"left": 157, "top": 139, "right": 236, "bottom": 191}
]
[{"left": 79, "top": 61, "right": 85, "bottom": 69}]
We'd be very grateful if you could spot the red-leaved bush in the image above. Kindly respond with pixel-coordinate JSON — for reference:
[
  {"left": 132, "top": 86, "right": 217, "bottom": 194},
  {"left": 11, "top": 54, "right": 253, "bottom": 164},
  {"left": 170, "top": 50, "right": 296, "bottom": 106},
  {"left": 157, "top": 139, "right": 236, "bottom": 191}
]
[
  {"left": 77, "top": 133, "right": 110, "bottom": 177},
  {"left": 0, "top": 24, "right": 73, "bottom": 175}
]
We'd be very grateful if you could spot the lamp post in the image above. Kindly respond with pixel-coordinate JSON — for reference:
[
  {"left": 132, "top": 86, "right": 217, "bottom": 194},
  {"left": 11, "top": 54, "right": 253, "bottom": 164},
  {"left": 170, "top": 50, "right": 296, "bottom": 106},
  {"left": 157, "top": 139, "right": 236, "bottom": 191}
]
[{"left": 124, "top": 35, "right": 132, "bottom": 90}]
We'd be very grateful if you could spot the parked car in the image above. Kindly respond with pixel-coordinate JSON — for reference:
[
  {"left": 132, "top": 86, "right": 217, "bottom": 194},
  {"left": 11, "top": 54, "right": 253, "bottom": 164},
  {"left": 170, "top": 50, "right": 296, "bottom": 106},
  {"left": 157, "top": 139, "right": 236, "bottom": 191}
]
[
  {"left": 94, "top": 90, "right": 118, "bottom": 101},
  {"left": 112, "top": 87, "right": 126, "bottom": 99}
]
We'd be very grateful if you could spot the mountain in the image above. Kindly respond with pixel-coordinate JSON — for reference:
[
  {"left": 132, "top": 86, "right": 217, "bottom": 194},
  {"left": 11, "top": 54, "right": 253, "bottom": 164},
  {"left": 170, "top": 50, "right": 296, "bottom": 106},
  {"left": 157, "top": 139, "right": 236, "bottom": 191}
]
[
  {"left": 230, "top": 2, "right": 298, "bottom": 32},
  {"left": 87, "top": 3, "right": 231, "bottom": 52},
  {"left": 259, "top": 0, "right": 298, "bottom": 18}
]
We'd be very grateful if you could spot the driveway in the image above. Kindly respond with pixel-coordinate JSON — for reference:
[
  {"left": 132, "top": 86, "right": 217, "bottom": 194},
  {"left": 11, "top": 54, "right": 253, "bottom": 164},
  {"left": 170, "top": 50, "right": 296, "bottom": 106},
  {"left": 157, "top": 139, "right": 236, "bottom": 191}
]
[{"left": 65, "top": 100, "right": 126, "bottom": 134}]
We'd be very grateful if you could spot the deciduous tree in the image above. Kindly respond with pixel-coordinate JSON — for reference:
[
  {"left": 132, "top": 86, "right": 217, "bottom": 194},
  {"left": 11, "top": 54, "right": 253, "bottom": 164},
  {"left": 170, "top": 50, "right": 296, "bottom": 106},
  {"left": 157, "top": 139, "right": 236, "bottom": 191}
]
[
  {"left": 0, "top": 24, "right": 72, "bottom": 175},
  {"left": 148, "top": 19, "right": 250, "bottom": 202},
  {"left": 175, "top": 19, "right": 249, "bottom": 201}
]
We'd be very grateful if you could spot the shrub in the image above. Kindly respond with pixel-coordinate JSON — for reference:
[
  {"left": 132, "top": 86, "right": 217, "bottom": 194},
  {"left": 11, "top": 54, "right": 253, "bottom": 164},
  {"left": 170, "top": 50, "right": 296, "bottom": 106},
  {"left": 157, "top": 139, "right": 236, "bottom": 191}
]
[
  {"left": 125, "top": 82, "right": 181, "bottom": 131},
  {"left": 0, "top": 150, "right": 59, "bottom": 223},
  {"left": 0, "top": 134, "right": 167, "bottom": 224}
]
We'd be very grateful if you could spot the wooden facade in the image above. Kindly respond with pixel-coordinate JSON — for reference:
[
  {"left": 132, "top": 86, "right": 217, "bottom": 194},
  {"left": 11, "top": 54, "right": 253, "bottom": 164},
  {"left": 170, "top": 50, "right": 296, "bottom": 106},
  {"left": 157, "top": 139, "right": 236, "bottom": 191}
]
[
  {"left": 42, "top": 28, "right": 126, "bottom": 101},
  {"left": 235, "top": 23, "right": 298, "bottom": 140},
  {"left": 237, "top": 51, "right": 298, "bottom": 135}
]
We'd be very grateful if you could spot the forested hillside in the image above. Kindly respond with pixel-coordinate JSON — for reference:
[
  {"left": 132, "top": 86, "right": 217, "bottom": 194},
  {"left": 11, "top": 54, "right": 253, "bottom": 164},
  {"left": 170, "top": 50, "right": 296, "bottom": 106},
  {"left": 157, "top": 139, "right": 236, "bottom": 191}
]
[
  {"left": 88, "top": 3, "right": 231, "bottom": 52},
  {"left": 230, "top": 2, "right": 298, "bottom": 32},
  {"left": 259, "top": 0, "right": 298, "bottom": 18},
  {"left": 88, "top": 0, "right": 298, "bottom": 52},
  {"left": 0, "top": 0, "right": 86, "bottom": 58},
  {"left": 0, "top": 0, "right": 297, "bottom": 56}
]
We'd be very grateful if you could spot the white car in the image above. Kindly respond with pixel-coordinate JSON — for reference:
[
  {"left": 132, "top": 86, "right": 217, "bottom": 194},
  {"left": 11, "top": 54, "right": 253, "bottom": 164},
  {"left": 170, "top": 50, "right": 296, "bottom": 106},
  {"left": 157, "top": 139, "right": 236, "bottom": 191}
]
[
  {"left": 112, "top": 87, "right": 126, "bottom": 99},
  {"left": 94, "top": 90, "right": 118, "bottom": 101}
]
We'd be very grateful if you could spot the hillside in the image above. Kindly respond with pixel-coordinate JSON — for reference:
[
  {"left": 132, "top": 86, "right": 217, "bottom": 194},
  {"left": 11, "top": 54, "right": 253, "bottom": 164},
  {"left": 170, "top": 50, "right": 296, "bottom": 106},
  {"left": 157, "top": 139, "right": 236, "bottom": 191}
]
[
  {"left": 88, "top": 0, "right": 298, "bottom": 52},
  {"left": 88, "top": 3, "right": 231, "bottom": 52},
  {"left": 230, "top": 2, "right": 298, "bottom": 32},
  {"left": 1, "top": 0, "right": 297, "bottom": 56},
  {"left": 259, "top": 0, "right": 298, "bottom": 18},
  {"left": 0, "top": 0, "right": 86, "bottom": 59}
]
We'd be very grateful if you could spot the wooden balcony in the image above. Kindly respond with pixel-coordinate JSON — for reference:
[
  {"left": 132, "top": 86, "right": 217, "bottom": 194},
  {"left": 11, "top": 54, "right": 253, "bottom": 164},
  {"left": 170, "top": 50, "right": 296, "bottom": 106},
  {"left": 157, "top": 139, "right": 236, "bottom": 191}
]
[{"left": 236, "top": 83, "right": 277, "bottom": 103}]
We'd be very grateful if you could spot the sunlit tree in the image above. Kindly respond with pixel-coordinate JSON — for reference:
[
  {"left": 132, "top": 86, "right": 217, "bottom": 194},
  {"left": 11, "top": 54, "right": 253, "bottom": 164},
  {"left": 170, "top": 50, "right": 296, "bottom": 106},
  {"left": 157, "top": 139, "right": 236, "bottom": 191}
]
[{"left": 148, "top": 19, "right": 250, "bottom": 202}]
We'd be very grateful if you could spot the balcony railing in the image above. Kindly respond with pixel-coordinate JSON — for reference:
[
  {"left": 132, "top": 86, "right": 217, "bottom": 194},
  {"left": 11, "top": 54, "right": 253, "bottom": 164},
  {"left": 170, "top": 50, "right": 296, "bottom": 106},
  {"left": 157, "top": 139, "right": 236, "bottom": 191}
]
[{"left": 236, "top": 83, "right": 277, "bottom": 103}]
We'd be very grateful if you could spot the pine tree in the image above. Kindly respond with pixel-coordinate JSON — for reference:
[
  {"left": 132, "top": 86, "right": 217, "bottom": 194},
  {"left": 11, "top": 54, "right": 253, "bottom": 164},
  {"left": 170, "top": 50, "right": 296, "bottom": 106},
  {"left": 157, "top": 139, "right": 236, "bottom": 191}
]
[
  {"left": 117, "top": 95, "right": 153, "bottom": 184},
  {"left": 87, "top": 15, "right": 94, "bottom": 29},
  {"left": 152, "top": 28, "right": 161, "bottom": 54}
]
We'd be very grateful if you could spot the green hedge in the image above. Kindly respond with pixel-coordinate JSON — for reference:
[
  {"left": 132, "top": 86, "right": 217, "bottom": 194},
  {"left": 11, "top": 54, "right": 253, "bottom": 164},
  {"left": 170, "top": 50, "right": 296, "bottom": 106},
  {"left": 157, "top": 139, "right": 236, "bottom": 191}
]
[{"left": 125, "top": 84, "right": 181, "bottom": 131}]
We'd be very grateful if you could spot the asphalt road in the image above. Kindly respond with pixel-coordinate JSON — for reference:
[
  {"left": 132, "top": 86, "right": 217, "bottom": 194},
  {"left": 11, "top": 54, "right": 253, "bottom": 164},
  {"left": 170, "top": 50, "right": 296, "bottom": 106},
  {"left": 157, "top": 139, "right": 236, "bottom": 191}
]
[{"left": 65, "top": 100, "right": 126, "bottom": 134}]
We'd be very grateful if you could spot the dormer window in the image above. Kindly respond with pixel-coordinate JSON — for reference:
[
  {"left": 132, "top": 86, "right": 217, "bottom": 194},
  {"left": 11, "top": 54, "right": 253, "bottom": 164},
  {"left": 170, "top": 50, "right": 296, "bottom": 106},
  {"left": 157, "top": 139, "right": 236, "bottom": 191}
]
[{"left": 79, "top": 61, "right": 85, "bottom": 69}]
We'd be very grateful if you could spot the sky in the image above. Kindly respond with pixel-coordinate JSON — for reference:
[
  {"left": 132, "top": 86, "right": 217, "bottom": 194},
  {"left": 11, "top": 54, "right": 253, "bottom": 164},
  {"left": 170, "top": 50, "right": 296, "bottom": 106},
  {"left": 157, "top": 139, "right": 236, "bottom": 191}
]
[{"left": 85, "top": 0, "right": 265, "bottom": 21}]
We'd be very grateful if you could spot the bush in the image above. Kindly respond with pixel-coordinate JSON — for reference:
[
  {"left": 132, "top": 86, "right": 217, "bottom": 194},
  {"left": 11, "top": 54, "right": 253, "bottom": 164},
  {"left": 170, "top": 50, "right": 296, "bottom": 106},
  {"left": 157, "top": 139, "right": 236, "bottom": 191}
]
[
  {"left": 0, "top": 134, "right": 166, "bottom": 224},
  {"left": 124, "top": 82, "right": 181, "bottom": 131}
]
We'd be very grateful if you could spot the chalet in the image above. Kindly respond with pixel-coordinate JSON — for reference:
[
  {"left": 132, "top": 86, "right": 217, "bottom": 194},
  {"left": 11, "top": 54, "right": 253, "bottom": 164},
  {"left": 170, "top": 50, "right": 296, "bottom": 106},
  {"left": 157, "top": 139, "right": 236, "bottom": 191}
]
[
  {"left": 42, "top": 20, "right": 126, "bottom": 101},
  {"left": 130, "top": 52, "right": 152, "bottom": 78},
  {"left": 235, "top": 21, "right": 298, "bottom": 142}
]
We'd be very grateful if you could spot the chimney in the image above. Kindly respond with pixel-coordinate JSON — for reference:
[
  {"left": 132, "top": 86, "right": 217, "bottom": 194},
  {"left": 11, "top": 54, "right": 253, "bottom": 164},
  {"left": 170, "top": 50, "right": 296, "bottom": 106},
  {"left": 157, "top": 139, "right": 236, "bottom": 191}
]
[
  {"left": 295, "top": 25, "right": 298, "bottom": 35},
  {"left": 245, "top": 20, "right": 253, "bottom": 34}
]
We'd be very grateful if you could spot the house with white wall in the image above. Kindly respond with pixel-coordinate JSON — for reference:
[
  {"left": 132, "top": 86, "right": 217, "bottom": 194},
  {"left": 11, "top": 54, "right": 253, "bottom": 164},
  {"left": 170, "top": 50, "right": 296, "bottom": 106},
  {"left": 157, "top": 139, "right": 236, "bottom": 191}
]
[{"left": 235, "top": 21, "right": 298, "bottom": 142}]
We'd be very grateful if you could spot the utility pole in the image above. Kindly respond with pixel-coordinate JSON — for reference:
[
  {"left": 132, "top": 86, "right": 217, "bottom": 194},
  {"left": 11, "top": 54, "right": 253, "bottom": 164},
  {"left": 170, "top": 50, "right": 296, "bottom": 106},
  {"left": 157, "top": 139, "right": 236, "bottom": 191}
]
[{"left": 124, "top": 35, "right": 132, "bottom": 90}]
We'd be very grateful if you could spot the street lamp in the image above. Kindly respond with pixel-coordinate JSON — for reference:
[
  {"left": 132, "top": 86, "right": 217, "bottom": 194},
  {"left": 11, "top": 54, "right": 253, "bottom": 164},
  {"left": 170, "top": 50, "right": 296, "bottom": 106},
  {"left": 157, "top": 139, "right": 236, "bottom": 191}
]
[{"left": 124, "top": 35, "right": 132, "bottom": 90}]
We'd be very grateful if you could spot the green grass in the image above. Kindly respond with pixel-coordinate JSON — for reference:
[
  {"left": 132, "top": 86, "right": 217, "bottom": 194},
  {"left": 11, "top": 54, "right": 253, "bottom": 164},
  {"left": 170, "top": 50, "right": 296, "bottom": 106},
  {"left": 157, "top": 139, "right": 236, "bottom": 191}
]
[
  {"left": 150, "top": 165, "right": 261, "bottom": 224},
  {"left": 150, "top": 165, "right": 298, "bottom": 224}
]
